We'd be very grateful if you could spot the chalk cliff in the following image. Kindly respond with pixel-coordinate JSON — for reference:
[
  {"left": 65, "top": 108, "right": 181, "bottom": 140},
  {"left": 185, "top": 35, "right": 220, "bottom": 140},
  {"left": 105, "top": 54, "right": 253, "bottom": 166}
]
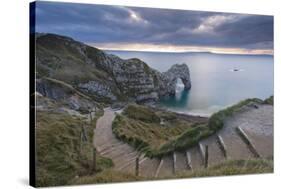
[{"left": 35, "top": 33, "right": 191, "bottom": 106}]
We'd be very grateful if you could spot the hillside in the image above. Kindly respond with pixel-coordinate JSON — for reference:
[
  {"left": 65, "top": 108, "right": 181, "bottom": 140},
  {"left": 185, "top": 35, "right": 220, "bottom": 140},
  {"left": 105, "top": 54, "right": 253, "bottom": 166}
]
[{"left": 35, "top": 33, "right": 191, "bottom": 108}]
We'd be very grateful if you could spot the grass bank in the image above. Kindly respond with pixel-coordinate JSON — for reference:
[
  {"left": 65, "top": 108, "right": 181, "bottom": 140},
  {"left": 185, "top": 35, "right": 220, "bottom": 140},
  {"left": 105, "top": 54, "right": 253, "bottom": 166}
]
[
  {"left": 113, "top": 97, "right": 272, "bottom": 158},
  {"left": 207, "top": 98, "right": 267, "bottom": 131},
  {"left": 173, "top": 158, "right": 273, "bottom": 178},
  {"left": 70, "top": 159, "right": 272, "bottom": 185},
  {"left": 35, "top": 109, "right": 113, "bottom": 187},
  {"left": 112, "top": 104, "right": 208, "bottom": 157},
  {"left": 70, "top": 169, "right": 142, "bottom": 185}
]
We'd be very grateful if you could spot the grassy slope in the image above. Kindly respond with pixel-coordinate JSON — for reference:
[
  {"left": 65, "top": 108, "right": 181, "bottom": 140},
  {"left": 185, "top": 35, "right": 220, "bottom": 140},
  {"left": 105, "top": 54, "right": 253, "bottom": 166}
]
[
  {"left": 35, "top": 109, "right": 113, "bottom": 187},
  {"left": 70, "top": 169, "right": 142, "bottom": 185},
  {"left": 36, "top": 36, "right": 109, "bottom": 85},
  {"left": 36, "top": 34, "right": 124, "bottom": 103},
  {"left": 70, "top": 159, "right": 272, "bottom": 185},
  {"left": 113, "top": 98, "right": 272, "bottom": 158},
  {"left": 112, "top": 104, "right": 208, "bottom": 157},
  {"left": 174, "top": 159, "right": 273, "bottom": 178}
]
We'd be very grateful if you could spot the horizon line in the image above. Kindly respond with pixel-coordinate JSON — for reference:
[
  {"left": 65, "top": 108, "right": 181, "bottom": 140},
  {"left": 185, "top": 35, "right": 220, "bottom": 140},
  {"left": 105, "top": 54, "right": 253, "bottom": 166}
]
[
  {"left": 102, "top": 48, "right": 274, "bottom": 56},
  {"left": 87, "top": 42, "right": 273, "bottom": 56}
]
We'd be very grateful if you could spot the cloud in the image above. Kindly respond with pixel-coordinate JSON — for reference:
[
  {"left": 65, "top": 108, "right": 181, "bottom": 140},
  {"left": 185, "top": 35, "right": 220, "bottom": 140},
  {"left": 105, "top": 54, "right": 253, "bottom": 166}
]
[{"left": 35, "top": 1, "right": 273, "bottom": 54}]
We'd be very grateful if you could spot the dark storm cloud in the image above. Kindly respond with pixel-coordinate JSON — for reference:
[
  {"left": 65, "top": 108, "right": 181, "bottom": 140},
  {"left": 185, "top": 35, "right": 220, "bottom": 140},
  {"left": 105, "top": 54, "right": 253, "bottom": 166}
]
[{"left": 35, "top": 1, "right": 273, "bottom": 50}]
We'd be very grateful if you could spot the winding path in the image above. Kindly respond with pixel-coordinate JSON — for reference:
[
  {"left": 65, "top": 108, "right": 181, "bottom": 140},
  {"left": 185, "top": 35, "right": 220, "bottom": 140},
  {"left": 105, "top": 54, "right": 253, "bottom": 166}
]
[{"left": 94, "top": 104, "right": 273, "bottom": 178}]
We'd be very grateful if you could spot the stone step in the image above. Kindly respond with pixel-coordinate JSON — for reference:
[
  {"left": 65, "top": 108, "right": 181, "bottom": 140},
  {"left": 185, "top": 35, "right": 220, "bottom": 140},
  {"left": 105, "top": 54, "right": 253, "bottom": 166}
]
[
  {"left": 186, "top": 146, "right": 203, "bottom": 170},
  {"left": 236, "top": 127, "right": 260, "bottom": 158},
  {"left": 116, "top": 154, "right": 146, "bottom": 174},
  {"left": 186, "top": 151, "right": 193, "bottom": 171},
  {"left": 198, "top": 143, "right": 206, "bottom": 161},
  {"left": 199, "top": 135, "right": 226, "bottom": 167},
  {"left": 156, "top": 155, "right": 174, "bottom": 178},
  {"left": 99, "top": 143, "right": 127, "bottom": 155},
  {"left": 217, "top": 124, "right": 255, "bottom": 160},
  {"left": 239, "top": 127, "right": 273, "bottom": 159},
  {"left": 97, "top": 141, "right": 125, "bottom": 154},
  {"left": 140, "top": 157, "right": 161, "bottom": 178},
  {"left": 100, "top": 143, "right": 135, "bottom": 157},
  {"left": 94, "top": 135, "right": 121, "bottom": 148},
  {"left": 217, "top": 134, "right": 228, "bottom": 159},
  {"left": 174, "top": 151, "right": 189, "bottom": 173},
  {"left": 114, "top": 151, "right": 140, "bottom": 169},
  {"left": 100, "top": 145, "right": 136, "bottom": 161},
  {"left": 154, "top": 158, "right": 164, "bottom": 178},
  {"left": 173, "top": 152, "right": 176, "bottom": 174}
]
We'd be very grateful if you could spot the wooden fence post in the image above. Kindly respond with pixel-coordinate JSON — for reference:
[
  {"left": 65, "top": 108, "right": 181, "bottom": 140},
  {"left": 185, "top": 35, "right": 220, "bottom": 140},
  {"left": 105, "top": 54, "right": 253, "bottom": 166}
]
[
  {"left": 92, "top": 147, "right": 96, "bottom": 173},
  {"left": 80, "top": 130, "right": 83, "bottom": 153},
  {"left": 135, "top": 156, "right": 139, "bottom": 176},
  {"left": 89, "top": 110, "right": 93, "bottom": 123},
  {"left": 204, "top": 145, "right": 209, "bottom": 168}
]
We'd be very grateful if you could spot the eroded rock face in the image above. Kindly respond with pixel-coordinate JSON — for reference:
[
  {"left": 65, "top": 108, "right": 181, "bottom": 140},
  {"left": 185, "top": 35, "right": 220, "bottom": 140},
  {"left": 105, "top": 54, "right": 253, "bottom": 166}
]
[
  {"left": 35, "top": 33, "right": 191, "bottom": 104},
  {"left": 78, "top": 81, "right": 117, "bottom": 101},
  {"left": 110, "top": 58, "right": 161, "bottom": 102},
  {"left": 36, "top": 78, "right": 96, "bottom": 111}
]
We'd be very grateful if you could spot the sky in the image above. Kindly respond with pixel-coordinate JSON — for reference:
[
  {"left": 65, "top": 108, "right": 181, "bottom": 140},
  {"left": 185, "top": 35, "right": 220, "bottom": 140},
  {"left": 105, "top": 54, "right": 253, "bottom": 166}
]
[{"left": 34, "top": 1, "right": 274, "bottom": 55}]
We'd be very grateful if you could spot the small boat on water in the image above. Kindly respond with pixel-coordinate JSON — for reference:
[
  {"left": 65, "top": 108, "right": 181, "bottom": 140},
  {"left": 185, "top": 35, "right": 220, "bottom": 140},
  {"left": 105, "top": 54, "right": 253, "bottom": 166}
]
[{"left": 230, "top": 68, "right": 244, "bottom": 72}]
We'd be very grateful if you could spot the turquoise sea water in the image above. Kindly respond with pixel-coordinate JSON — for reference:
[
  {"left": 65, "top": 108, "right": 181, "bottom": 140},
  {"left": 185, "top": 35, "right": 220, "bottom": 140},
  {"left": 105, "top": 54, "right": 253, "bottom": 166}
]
[{"left": 107, "top": 51, "right": 274, "bottom": 116}]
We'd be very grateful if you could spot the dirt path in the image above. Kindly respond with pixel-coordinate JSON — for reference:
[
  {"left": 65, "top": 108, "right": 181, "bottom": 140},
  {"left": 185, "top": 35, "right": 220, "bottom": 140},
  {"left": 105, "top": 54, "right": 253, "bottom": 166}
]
[{"left": 94, "top": 104, "right": 273, "bottom": 178}]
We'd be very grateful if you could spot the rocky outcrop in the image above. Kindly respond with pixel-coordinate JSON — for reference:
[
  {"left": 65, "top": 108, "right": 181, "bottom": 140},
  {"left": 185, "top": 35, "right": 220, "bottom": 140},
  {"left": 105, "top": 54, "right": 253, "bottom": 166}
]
[
  {"left": 161, "top": 64, "right": 191, "bottom": 96},
  {"left": 78, "top": 81, "right": 117, "bottom": 101},
  {"left": 35, "top": 33, "right": 191, "bottom": 104},
  {"left": 36, "top": 78, "right": 96, "bottom": 112}
]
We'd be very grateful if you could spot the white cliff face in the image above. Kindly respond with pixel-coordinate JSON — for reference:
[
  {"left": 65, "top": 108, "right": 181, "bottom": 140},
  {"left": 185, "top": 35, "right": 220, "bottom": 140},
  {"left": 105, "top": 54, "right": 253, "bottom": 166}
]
[
  {"left": 98, "top": 55, "right": 191, "bottom": 102},
  {"left": 78, "top": 81, "right": 117, "bottom": 101},
  {"left": 36, "top": 33, "right": 191, "bottom": 104}
]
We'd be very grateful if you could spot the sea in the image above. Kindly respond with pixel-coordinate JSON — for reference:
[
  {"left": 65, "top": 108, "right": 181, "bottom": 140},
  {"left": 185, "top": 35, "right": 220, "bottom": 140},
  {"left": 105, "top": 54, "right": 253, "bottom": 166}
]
[{"left": 107, "top": 50, "right": 274, "bottom": 116}]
